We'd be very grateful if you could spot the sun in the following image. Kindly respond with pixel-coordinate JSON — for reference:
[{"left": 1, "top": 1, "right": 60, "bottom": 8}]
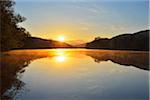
[
  {"left": 57, "top": 36, "right": 65, "bottom": 42},
  {"left": 55, "top": 56, "right": 66, "bottom": 62}
]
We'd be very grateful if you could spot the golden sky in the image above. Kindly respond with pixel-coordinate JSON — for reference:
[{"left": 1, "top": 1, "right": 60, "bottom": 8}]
[{"left": 15, "top": 0, "right": 148, "bottom": 43}]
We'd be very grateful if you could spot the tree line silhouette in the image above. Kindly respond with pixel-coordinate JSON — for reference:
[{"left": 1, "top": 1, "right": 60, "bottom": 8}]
[
  {"left": 86, "top": 30, "right": 149, "bottom": 51},
  {"left": 0, "top": 0, "right": 72, "bottom": 51},
  {"left": 0, "top": 0, "right": 31, "bottom": 51}
]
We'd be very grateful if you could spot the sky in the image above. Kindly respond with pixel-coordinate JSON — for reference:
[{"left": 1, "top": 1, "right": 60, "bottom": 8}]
[{"left": 15, "top": 0, "right": 149, "bottom": 42}]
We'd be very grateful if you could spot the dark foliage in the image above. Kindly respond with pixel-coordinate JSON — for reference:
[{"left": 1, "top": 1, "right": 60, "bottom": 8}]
[
  {"left": 22, "top": 37, "right": 72, "bottom": 49},
  {"left": 0, "top": 0, "right": 31, "bottom": 51},
  {"left": 86, "top": 38, "right": 110, "bottom": 49},
  {"left": 86, "top": 30, "right": 149, "bottom": 51}
]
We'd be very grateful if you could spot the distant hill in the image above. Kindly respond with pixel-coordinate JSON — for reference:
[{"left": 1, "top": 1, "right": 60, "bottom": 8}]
[
  {"left": 66, "top": 40, "right": 86, "bottom": 47},
  {"left": 74, "top": 43, "right": 86, "bottom": 48},
  {"left": 21, "top": 37, "right": 72, "bottom": 49},
  {"left": 86, "top": 30, "right": 149, "bottom": 51}
]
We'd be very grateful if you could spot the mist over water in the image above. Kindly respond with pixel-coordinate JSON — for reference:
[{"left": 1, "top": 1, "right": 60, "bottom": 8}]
[{"left": 1, "top": 49, "right": 149, "bottom": 100}]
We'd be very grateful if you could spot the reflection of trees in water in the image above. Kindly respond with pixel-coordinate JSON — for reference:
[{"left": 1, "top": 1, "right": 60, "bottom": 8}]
[
  {"left": 0, "top": 50, "right": 149, "bottom": 99},
  {"left": 86, "top": 51, "right": 149, "bottom": 70},
  {"left": 0, "top": 53, "right": 49, "bottom": 100}
]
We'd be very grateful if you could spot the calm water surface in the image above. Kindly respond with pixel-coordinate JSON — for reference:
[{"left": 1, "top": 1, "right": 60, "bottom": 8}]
[{"left": 1, "top": 49, "right": 149, "bottom": 100}]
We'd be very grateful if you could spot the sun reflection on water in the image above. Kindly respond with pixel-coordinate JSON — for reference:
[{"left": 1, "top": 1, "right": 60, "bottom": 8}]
[
  {"left": 53, "top": 49, "right": 68, "bottom": 63},
  {"left": 55, "top": 56, "right": 66, "bottom": 62}
]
